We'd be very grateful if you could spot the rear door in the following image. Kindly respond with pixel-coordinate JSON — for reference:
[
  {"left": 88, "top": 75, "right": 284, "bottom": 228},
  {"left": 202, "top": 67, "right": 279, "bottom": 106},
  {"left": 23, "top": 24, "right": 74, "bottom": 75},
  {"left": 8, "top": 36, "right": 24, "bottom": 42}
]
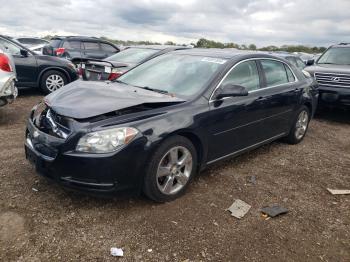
[
  {"left": 81, "top": 41, "right": 104, "bottom": 59},
  {"left": 0, "top": 38, "right": 38, "bottom": 85},
  {"left": 62, "top": 40, "right": 82, "bottom": 59},
  {"left": 254, "top": 59, "right": 300, "bottom": 139}
]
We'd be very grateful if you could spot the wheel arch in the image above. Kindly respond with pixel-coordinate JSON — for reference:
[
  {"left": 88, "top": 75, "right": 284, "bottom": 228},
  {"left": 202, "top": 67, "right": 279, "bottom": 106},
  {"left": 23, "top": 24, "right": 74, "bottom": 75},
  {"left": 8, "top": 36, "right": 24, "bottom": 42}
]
[
  {"left": 162, "top": 130, "right": 205, "bottom": 172},
  {"left": 37, "top": 67, "right": 71, "bottom": 86}
]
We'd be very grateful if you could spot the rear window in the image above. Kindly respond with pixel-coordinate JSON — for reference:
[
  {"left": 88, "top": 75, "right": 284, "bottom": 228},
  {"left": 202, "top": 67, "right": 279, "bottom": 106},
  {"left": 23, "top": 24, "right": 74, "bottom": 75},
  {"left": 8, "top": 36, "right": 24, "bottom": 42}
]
[
  {"left": 100, "top": 43, "right": 117, "bottom": 52},
  {"left": 106, "top": 48, "right": 159, "bottom": 64},
  {"left": 82, "top": 42, "right": 100, "bottom": 50},
  {"left": 50, "top": 39, "right": 62, "bottom": 48}
]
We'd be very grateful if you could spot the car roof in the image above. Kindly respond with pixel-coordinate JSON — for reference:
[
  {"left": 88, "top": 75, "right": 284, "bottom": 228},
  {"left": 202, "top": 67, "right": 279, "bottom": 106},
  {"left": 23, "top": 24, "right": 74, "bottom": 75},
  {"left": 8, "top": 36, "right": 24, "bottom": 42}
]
[
  {"left": 125, "top": 45, "right": 191, "bottom": 51},
  {"left": 171, "top": 48, "right": 285, "bottom": 60},
  {"left": 51, "top": 36, "right": 100, "bottom": 40},
  {"left": 262, "top": 52, "right": 300, "bottom": 59},
  {"left": 330, "top": 43, "right": 350, "bottom": 48}
]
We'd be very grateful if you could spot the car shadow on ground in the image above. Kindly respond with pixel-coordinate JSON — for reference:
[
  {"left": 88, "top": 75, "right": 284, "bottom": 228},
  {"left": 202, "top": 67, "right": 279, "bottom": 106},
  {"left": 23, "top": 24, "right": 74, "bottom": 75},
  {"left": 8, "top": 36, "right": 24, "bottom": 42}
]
[
  {"left": 314, "top": 106, "right": 350, "bottom": 124},
  {"left": 17, "top": 87, "right": 43, "bottom": 97}
]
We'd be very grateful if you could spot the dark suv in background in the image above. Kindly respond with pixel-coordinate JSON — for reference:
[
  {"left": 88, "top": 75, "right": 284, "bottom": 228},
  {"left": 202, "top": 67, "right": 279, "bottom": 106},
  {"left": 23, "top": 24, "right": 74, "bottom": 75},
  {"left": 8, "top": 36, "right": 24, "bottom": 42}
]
[
  {"left": 305, "top": 43, "right": 350, "bottom": 107},
  {"left": 43, "top": 36, "right": 120, "bottom": 62},
  {"left": 0, "top": 35, "right": 78, "bottom": 94}
]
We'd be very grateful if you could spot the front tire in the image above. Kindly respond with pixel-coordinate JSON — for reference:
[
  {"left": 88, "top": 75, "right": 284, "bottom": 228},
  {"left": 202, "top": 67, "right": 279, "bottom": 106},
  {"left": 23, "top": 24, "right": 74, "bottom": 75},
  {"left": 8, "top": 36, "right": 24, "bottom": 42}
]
[
  {"left": 143, "top": 136, "right": 197, "bottom": 202},
  {"left": 40, "top": 70, "right": 68, "bottom": 94},
  {"left": 285, "top": 106, "right": 310, "bottom": 144}
]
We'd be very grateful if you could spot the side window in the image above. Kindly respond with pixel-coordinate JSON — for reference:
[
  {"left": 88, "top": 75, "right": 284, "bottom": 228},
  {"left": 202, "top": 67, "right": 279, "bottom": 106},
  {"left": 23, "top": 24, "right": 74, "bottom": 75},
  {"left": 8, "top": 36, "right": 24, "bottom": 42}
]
[
  {"left": 296, "top": 58, "right": 306, "bottom": 70},
  {"left": 221, "top": 60, "right": 260, "bottom": 92},
  {"left": 100, "top": 43, "right": 117, "bottom": 52},
  {"left": 285, "top": 65, "right": 295, "bottom": 82},
  {"left": 0, "top": 39, "right": 21, "bottom": 55},
  {"left": 82, "top": 42, "right": 100, "bottom": 50},
  {"left": 261, "top": 60, "right": 289, "bottom": 87},
  {"left": 63, "top": 41, "right": 81, "bottom": 49}
]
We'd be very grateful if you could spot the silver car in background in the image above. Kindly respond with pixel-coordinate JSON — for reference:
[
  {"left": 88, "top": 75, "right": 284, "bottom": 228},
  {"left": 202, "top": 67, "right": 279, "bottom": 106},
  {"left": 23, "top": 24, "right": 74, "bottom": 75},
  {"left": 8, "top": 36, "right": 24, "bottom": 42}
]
[{"left": 0, "top": 45, "right": 17, "bottom": 107}]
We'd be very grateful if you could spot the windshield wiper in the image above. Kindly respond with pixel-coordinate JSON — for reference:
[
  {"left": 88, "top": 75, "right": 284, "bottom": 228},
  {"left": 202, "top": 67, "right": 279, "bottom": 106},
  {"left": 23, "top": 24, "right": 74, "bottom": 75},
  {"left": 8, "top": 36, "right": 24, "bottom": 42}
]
[
  {"left": 137, "top": 86, "right": 169, "bottom": 94},
  {"left": 318, "top": 62, "right": 336, "bottom": 64}
]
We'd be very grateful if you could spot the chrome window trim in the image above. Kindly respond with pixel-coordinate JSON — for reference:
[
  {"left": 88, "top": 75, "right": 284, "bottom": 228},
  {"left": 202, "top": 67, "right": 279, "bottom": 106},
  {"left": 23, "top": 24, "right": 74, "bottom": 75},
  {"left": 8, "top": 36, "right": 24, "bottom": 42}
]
[{"left": 209, "top": 57, "right": 299, "bottom": 102}]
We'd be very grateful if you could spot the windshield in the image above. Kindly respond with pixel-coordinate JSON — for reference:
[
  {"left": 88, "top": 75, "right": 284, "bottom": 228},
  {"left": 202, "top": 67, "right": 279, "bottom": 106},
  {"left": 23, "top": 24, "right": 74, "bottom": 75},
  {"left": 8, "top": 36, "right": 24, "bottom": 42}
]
[
  {"left": 106, "top": 48, "right": 159, "bottom": 64},
  {"left": 318, "top": 47, "right": 350, "bottom": 65},
  {"left": 117, "top": 53, "right": 226, "bottom": 98}
]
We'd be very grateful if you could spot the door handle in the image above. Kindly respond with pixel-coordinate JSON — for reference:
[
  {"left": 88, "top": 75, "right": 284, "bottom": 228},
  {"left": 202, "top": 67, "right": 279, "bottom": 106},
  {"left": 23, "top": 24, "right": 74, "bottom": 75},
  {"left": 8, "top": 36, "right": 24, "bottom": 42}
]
[
  {"left": 256, "top": 96, "right": 268, "bottom": 102},
  {"left": 294, "top": 88, "right": 301, "bottom": 93}
]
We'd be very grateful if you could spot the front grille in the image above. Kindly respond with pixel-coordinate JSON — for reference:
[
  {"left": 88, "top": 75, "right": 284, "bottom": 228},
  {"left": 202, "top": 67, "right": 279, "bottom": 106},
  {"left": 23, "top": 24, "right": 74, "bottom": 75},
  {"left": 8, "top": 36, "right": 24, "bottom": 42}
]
[{"left": 315, "top": 72, "right": 350, "bottom": 89}]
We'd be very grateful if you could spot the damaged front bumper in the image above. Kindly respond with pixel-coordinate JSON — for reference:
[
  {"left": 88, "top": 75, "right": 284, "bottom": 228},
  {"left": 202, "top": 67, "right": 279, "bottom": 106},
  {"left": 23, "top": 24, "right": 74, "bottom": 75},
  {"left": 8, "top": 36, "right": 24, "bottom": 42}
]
[
  {"left": 0, "top": 77, "right": 17, "bottom": 107},
  {"left": 24, "top": 111, "right": 148, "bottom": 197}
]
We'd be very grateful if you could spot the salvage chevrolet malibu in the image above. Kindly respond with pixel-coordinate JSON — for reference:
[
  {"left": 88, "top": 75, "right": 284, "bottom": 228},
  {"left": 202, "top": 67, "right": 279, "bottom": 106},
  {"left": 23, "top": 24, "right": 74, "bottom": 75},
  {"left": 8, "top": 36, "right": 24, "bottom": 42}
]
[{"left": 25, "top": 49, "right": 318, "bottom": 202}]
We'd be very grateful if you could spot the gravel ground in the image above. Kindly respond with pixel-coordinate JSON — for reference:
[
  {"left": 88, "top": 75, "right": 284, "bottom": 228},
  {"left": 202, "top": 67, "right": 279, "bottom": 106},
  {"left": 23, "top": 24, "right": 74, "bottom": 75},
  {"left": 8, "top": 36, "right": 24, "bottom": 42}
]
[{"left": 0, "top": 90, "right": 349, "bottom": 262}]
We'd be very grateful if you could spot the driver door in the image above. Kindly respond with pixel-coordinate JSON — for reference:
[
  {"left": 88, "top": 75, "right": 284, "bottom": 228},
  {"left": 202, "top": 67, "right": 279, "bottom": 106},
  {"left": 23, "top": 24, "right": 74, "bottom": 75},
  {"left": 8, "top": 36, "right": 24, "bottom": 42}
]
[{"left": 206, "top": 60, "right": 267, "bottom": 162}]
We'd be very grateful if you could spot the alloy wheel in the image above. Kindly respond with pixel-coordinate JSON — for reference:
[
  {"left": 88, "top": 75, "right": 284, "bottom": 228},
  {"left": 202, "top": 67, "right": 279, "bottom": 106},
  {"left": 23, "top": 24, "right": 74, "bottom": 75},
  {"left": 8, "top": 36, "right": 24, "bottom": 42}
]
[
  {"left": 295, "top": 110, "right": 309, "bottom": 140},
  {"left": 156, "top": 146, "right": 193, "bottom": 195},
  {"left": 46, "top": 74, "right": 64, "bottom": 92}
]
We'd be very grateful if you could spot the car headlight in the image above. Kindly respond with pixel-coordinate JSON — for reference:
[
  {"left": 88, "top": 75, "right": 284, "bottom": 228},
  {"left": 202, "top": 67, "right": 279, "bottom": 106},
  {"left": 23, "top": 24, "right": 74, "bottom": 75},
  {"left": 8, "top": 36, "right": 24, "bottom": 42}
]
[
  {"left": 302, "top": 70, "right": 312, "bottom": 78},
  {"left": 76, "top": 127, "right": 139, "bottom": 153}
]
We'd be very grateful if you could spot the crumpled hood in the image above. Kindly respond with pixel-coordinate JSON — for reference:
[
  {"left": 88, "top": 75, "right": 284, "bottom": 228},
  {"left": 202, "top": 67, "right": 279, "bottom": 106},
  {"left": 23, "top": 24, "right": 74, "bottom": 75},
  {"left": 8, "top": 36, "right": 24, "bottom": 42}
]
[
  {"left": 45, "top": 80, "right": 185, "bottom": 119},
  {"left": 305, "top": 64, "right": 350, "bottom": 75}
]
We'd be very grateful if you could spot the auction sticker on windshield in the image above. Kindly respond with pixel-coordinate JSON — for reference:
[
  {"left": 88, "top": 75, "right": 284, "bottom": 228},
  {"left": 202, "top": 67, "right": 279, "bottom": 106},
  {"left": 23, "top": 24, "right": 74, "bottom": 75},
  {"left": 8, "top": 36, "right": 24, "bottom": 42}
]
[{"left": 201, "top": 57, "right": 227, "bottom": 64}]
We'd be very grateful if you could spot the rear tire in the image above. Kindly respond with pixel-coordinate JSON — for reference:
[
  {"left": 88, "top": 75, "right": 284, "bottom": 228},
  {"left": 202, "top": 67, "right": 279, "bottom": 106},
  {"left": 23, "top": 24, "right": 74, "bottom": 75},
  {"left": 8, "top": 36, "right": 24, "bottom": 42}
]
[
  {"left": 40, "top": 70, "right": 68, "bottom": 94},
  {"left": 285, "top": 106, "right": 310, "bottom": 144},
  {"left": 143, "top": 136, "right": 197, "bottom": 202}
]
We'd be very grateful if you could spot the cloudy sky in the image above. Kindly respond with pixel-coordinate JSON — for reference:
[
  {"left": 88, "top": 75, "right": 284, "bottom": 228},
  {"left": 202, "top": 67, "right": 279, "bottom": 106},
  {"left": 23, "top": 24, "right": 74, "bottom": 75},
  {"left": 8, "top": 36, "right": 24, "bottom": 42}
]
[{"left": 0, "top": 0, "right": 349, "bottom": 47}]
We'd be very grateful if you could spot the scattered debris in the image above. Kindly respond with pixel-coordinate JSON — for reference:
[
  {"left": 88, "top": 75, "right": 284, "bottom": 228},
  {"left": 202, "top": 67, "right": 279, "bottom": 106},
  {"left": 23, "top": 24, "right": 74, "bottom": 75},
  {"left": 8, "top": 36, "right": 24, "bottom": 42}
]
[
  {"left": 110, "top": 247, "right": 123, "bottom": 257},
  {"left": 147, "top": 249, "right": 153, "bottom": 253},
  {"left": 210, "top": 203, "right": 218, "bottom": 208},
  {"left": 32, "top": 188, "right": 38, "bottom": 192},
  {"left": 327, "top": 189, "right": 350, "bottom": 195},
  {"left": 226, "top": 199, "right": 251, "bottom": 219},
  {"left": 213, "top": 220, "right": 219, "bottom": 226},
  {"left": 261, "top": 205, "right": 288, "bottom": 218},
  {"left": 171, "top": 221, "right": 178, "bottom": 225},
  {"left": 246, "top": 175, "right": 256, "bottom": 185}
]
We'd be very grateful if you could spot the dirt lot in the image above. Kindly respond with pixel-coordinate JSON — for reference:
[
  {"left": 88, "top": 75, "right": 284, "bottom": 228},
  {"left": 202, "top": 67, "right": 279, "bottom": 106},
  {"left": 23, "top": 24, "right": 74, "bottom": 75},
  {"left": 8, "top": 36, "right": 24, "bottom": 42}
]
[{"left": 0, "top": 90, "right": 349, "bottom": 262}]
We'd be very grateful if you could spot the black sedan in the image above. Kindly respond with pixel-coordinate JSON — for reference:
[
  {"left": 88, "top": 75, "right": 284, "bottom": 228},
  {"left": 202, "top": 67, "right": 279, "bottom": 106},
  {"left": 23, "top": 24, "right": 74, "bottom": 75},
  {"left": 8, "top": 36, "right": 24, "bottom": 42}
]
[
  {"left": 81, "top": 45, "right": 190, "bottom": 81},
  {"left": 25, "top": 49, "right": 318, "bottom": 202},
  {"left": 0, "top": 35, "right": 78, "bottom": 94}
]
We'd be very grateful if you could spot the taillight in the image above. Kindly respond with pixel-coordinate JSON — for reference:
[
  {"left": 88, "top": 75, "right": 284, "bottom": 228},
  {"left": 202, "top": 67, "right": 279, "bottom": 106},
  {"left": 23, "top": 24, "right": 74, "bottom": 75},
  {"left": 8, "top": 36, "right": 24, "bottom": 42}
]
[
  {"left": 0, "top": 53, "right": 12, "bottom": 72},
  {"left": 108, "top": 72, "right": 123, "bottom": 81},
  {"left": 55, "top": 48, "right": 65, "bottom": 56}
]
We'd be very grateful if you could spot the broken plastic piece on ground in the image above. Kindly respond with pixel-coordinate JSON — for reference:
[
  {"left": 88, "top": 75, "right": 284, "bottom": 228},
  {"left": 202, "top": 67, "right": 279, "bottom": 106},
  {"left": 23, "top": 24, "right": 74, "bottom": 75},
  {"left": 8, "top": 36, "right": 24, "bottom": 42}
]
[
  {"left": 32, "top": 188, "right": 38, "bottom": 192},
  {"left": 261, "top": 205, "right": 288, "bottom": 218},
  {"left": 226, "top": 199, "right": 251, "bottom": 219},
  {"left": 110, "top": 247, "right": 123, "bottom": 257},
  {"left": 327, "top": 188, "right": 350, "bottom": 195}
]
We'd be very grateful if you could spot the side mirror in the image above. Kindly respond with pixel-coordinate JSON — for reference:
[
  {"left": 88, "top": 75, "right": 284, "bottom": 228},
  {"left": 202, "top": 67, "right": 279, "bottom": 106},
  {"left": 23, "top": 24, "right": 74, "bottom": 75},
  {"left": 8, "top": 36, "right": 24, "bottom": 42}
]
[
  {"left": 20, "top": 49, "right": 28, "bottom": 57},
  {"left": 306, "top": 59, "right": 314, "bottom": 66},
  {"left": 215, "top": 84, "right": 248, "bottom": 100}
]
